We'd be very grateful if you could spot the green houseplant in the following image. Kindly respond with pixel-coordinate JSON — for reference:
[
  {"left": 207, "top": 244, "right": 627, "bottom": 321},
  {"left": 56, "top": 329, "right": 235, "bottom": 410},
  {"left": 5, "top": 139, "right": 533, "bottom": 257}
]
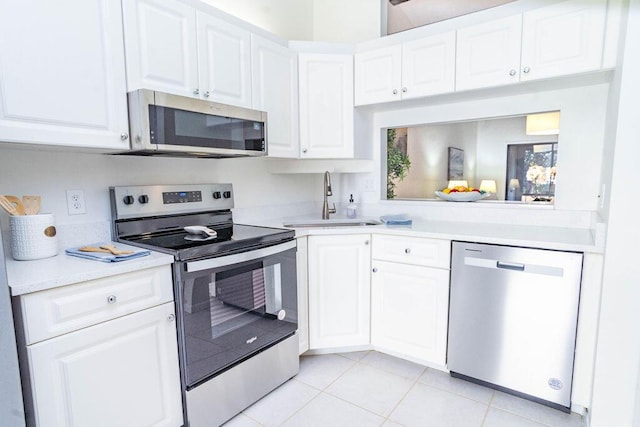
[{"left": 387, "top": 128, "right": 411, "bottom": 199}]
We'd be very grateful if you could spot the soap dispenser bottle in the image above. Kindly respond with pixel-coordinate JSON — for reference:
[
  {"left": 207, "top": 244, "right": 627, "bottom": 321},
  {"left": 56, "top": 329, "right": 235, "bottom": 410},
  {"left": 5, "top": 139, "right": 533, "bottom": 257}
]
[{"left": 347, "top": 194, "right": 357, "bottom": 218}]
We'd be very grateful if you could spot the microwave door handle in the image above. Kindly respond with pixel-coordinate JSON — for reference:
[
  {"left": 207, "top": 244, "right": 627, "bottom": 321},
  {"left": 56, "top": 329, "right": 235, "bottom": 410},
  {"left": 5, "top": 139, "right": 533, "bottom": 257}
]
[{"left": 185, "top": 240, "right": 296, "bottom": 273}]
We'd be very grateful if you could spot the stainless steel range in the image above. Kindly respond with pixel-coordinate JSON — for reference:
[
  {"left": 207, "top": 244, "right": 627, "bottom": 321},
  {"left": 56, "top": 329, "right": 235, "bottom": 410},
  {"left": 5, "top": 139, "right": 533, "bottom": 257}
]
[{"left": 110, "top": 184, "right": 299, "bottom": 427}]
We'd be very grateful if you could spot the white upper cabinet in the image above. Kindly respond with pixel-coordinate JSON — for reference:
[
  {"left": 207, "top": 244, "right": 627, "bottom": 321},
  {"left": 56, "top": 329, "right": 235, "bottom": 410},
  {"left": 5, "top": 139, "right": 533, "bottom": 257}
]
[
  {"left": 298, "top": 53, "right": 354, "bottom": 159},
  {"left": 252, "top": 35, "right": 299, "bottom": 158},
  {"left": 401, "top": 32, "right": 456, "bottom": 99},
  {"left": 0, "top": 0, "right": 129, "bottom": 150},
  {"left": 197, "top": 12, "right": 252, "bottom": 108},
  {"left": 456, "top": 0, "right": 606, "bottom": 91},
  {"left": 122, "top": 0, "right": 199, "bottom": 97},
  {"left": 354, "top": 45, "right": 402, "bottom": 105},
  {"left": 355, "top": 32, "right": 455, "bottom": 105},
  {"left": 123, "top": 0, "right": 253, "bottom": 108},
  {"left": 520, "top": 0, "right": 606, "bottom": 81},
  {"left": 456, "top": 15, "right": 523, "bottom": 91}
]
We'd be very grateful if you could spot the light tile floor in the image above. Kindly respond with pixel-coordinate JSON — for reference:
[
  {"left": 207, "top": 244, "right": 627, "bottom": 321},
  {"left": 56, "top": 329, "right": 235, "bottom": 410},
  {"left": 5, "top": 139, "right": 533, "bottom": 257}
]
[{"left": 224, "top": 351, "right": 584, "bottom": 427}]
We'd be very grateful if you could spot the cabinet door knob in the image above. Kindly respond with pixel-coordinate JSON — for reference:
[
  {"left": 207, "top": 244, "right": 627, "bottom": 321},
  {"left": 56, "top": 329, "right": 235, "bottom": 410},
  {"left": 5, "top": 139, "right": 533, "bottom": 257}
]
[
  {"left": 167, "top": 314, "right": 175, "bottom": 322},
  {"left": 203, "top": 91, "right": 210, "bottom": 98},
  {"left": 120, "top": 132, "right": 129, "bottom": 141},
  {"left": 372, "top": 267, "right": 378, "bottom": 273},
  {"left": 193, "top": 88, "right": 200, "bottom": 95},
  {"left": 402, "top": 87, "right": 407, "bottom": 93},
  {"left": 523, "top": 67, "right": 531, "bottom": 74},
  {"left": 365, "top": 240, "right": 369, "bottom": 245},
  {"left": 302, "top": 148, "right": 308, "bottom": 153},
  {"left": 392, "top": 89, "right": 398, "bottom": 95},
  {"left": 107, "top": 295, "right": 117, "bottom": 304},
  {"left": 509, "top": 69, "right": 516, "bottom": 76},
  {"left": 405, "top": 248, "right": 411, "bottom": 254}
]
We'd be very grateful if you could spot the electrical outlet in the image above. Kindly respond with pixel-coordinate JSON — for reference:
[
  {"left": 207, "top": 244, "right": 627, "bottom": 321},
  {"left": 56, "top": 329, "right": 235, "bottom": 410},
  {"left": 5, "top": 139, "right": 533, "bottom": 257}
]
[{"left": 66, "top": 190, "right": 86, "bottom": 215}]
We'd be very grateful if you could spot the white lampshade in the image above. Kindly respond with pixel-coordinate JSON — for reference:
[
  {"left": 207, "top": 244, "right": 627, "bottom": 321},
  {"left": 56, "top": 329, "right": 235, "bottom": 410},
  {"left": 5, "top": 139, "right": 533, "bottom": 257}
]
[
  {"left": 526, "top": 111, "right": 560, "bottom": 135},
  {"left": 448, "top": 180, "right": 468, "bottom": 189},
  {"left": 509, "top": 178, "right": 520, "bottom": 189},
  {"left": 479, "top": 180, "right": 497, "bottom": 193}
]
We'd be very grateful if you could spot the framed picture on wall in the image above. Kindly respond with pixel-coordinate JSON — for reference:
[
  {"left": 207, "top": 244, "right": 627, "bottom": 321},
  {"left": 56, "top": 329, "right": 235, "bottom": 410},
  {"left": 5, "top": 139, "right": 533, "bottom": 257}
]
[{"left": 448, "top": 147, "right": 464, "bottom": 180}]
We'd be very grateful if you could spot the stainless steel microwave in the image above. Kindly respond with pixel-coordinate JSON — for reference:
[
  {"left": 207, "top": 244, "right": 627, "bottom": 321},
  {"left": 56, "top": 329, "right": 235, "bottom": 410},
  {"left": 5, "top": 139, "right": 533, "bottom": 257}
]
[{"left": 125, "top": 89, "right": 267, "bottom": 158}]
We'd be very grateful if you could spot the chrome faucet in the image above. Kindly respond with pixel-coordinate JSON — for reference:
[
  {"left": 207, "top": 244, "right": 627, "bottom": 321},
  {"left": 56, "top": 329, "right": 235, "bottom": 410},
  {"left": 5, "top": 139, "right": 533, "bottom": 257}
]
[{"left": 322, "top": 171, "right": 336, "bottom": 219}]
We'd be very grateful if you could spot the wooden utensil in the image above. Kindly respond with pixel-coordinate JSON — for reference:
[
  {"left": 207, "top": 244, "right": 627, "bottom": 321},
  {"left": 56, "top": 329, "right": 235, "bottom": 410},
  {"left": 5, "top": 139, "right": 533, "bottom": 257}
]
[
  {"left": 22, "top": 195, "right": 41, "bottom": 215},
  {"left": 0, "top": 195, "right": 21, "bottom": 216},
  {"left": 100, "top": 244, "right": 134, "bottom": 255},
  {"left": 79, "top": 245, "right": 134, "bottom": 255},
  {"left": 3, "top": 195, "right": 25, "bottom": 215}
]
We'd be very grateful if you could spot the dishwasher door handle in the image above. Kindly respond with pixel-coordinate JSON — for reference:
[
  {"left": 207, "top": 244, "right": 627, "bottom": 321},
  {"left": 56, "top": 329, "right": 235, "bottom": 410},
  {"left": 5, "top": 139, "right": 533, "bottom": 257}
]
[{"left": 496, "top": 261, "right": 525, "bottom": 271}]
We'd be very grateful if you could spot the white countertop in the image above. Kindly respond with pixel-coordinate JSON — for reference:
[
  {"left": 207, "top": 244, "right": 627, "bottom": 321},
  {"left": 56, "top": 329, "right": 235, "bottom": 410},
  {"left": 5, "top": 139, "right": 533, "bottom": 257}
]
[
  {"left": 6, "top": 242, "right": 174, "bottom": 296},
  {"left": 259, "top": 216, "right": 602, "bottom": 254}
]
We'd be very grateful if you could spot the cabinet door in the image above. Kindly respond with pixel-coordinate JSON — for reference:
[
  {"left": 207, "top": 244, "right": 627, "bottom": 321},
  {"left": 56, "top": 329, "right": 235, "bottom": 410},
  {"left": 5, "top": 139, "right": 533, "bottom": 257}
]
[
  {"left": 520, "top": 0, "right": 606, "bottom": 81},
  {"left": 197, "top": 12, "right": 252, "bottom": 108},
  {"left": 28, "top": 303, "right": 183, "bottom": 427},
  {"left": 371, "top": 261, "right": 449, "bottom": 367},
  {"left": 456, "top": 15, "right": 522, "bottom": 91},
  {"left": 0, "top": 0, "right": 129, "bottom": 150},
  {"left": 252, "top": 35, "right": 299, "bottom": 158},
  {"left": 308, "top": 235, "right": 370, "bottom": 349},
  {"left": 298, "top": 53, "right": 354, "bottom": 159},
  {"left": 122, "top": 0, "right": 199, "bottom": 97},
  {"left": 354, "top": 45, "right": 401, "bottom": 106},
  {"left": 402, "top": 32, "right": 456, "bottom": 99}
]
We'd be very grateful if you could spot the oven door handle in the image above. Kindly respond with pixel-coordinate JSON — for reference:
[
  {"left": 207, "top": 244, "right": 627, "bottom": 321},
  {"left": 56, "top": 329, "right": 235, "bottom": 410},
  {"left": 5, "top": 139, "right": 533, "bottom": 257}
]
[{"left": 186, "top": 240, "right": 296, "bottom": 272}]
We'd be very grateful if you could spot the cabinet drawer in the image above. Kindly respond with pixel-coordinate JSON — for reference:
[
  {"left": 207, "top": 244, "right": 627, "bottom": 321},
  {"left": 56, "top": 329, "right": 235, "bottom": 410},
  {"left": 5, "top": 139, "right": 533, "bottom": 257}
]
[
  {"left": 372, "top": 235, "right": 450, "bottom": 268},
  {"left": 20, "top": 265, "right": 174, "bottom": 344}
]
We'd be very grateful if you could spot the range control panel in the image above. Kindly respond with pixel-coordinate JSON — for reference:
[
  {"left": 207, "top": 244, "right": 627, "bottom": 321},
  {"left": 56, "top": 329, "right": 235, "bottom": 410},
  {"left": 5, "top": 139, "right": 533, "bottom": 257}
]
[{"left": 111, "top": 184, "right": 234, "bottom": 220}]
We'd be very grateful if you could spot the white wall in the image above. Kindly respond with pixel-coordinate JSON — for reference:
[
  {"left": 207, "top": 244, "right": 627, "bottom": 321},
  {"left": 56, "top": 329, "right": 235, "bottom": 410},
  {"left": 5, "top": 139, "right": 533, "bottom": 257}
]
[
  {"left": 202, "top": 0, "right": 380, "bottom": 43},
  {"left": 201, "top": 0, "right": 314, "bottom": 40},
  {"left": 590, "top": 1, "right": 640, "bottom": 425},
  {"left": 0, "top": 146, "right": 320, "bottom": 237}
]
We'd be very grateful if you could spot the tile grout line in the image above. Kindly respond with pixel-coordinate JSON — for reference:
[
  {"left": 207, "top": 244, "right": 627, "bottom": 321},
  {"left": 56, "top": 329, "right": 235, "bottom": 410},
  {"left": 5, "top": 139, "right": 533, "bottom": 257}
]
[
  {"left": 479, "top": 390, "right": 495, "bottom": 426},
  {"left": 381, "top": 366, "right": 428, "bottom": 425}
]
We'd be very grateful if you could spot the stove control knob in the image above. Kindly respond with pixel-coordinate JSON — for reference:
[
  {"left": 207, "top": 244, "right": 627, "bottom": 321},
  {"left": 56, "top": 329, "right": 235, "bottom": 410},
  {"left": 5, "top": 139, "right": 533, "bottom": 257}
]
[
  {"left": 212, "top": 191, "right": 221, "bottom": 199},
  {"left": 138, "top": 195, "right": 149, "bottom": 204},
  {"left": 223, "top": 191, "right": 232, "bottom": 199},
  {"left": 123, "top": 195, "right": 135, "bottom": 205}
]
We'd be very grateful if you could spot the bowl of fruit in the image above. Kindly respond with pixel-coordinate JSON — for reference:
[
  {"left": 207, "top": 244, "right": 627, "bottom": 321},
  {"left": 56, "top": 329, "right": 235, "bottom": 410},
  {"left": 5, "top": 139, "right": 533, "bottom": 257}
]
[{"left": 435, "top": 186, "right": 490, "bottom": 202}]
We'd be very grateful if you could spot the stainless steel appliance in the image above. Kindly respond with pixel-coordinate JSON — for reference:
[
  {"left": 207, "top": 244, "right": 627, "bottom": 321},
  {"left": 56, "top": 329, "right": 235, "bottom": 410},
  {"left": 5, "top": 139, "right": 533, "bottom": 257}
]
[
  {"left": 0, "top": 230, "right": 26, "bottom": 426},
  {"left": 111, "top": 184, "right": 298, "bottom": 426},
  {"left": 448, "top": 241, "right": 583, "bottom": 411},
  {"left": 124, "top": 89, "right": 267, "bottom": 158}
]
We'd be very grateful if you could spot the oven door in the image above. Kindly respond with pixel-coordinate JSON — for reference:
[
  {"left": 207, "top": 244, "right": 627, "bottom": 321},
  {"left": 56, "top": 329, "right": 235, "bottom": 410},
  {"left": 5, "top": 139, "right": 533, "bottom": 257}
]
[{"left": 175, "top": 240, "right": 297, "bottom": 388}]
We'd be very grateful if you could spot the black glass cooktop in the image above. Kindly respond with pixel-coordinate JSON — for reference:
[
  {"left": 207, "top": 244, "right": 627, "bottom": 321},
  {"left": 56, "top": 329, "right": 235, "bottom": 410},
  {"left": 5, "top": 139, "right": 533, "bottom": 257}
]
[{"left": 120, "top": 223, "right": 294, "bottom": 261}]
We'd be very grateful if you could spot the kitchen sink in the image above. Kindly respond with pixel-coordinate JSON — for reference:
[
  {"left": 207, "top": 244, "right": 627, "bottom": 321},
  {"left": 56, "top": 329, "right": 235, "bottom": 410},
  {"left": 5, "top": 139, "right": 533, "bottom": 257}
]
[{"left": 283, "top": 219, "right": 383, "bottom": 228}]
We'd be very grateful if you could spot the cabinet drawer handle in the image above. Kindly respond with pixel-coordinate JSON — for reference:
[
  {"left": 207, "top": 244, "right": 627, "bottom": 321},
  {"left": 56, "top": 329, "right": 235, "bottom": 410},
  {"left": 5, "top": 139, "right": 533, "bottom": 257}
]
[
  {"left": 107, "top": 295, "right": 117, "bottom": 304},
  {"left": 523, "top": 67, "right": 531, "bottom": 74},
  {"left": 405, "top": 248, "right": 411, "bottom": 254},
  {"left": 509, "top": 69, "right": 516, "bottom": 76},
  {"left": 392, "top": 89, "right": 398, "bottom": 95},
  {"left": 167, "top": 314, "right": 175, "bottom": 322},
  {"left": 372, "top": 267, "right": 378, "bottom": 273}
]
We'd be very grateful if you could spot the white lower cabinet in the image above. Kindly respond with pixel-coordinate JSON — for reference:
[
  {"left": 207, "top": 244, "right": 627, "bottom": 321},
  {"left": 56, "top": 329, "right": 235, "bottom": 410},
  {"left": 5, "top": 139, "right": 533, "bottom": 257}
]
[
  {"left": 371, "top": 261, "right": 450, "bottom": 367},
  {"left": 308, "top": 234, "right": 371, "bottom": 349},
  {"left": 16, "top": 266, "right": 183, "bottom": 427},
  {"left": 28, "top": 302, "right": 183, "bottom": 427}
]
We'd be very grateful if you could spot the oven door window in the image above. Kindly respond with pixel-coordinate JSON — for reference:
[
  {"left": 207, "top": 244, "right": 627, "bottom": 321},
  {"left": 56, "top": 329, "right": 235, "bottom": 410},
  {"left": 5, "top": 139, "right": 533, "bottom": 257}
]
[{"left": 179, "top": 247, "right": 297, "bottom": 387}]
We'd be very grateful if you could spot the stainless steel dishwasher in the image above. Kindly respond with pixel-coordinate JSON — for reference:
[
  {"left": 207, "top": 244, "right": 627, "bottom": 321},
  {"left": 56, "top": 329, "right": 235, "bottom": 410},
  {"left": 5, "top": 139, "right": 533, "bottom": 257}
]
[{"left": 447, "top": 241, "right": 583, "bottom": 411}]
